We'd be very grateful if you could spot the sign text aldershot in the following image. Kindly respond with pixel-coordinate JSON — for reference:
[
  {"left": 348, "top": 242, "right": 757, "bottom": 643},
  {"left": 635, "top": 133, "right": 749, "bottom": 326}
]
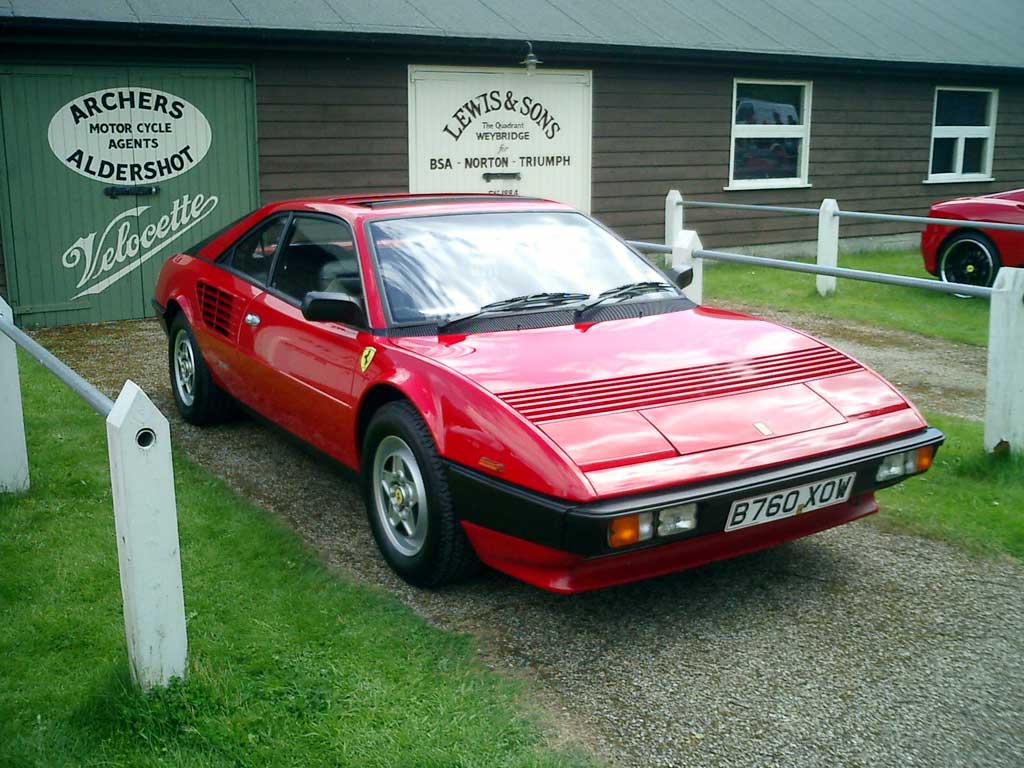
[{"left": 48, "top": 87, "right": 212, "bottom": 183}]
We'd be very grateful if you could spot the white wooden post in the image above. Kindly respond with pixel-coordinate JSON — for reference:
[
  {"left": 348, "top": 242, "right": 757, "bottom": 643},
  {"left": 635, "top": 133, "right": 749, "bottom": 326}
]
[
  {"left": 0, "top": 296, "right": 29, "bottom": 493},
  {"left": 816, "top": 198, "right": 839, "bottom": 297},
  {"left": 106, "top": 380, "right": 187, "bottom": 689},
  {"left": 984, "top": 267, "right": 1024, "bottom": 454},
  {"left": 665, "top": 189, "right": 683, "bottom": 247},
  {"left": 672, "top": 229, "right": 704, "bottom": 304}
]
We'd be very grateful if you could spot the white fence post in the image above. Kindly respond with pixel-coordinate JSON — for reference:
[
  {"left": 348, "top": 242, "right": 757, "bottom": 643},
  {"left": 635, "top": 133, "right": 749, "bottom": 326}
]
[
  {"left": 665, "top": 190, "right": 683, "bottom": 265},
  {"left": 106, "top": 380, "right": 187, "bottom": 689},
  {"left": 672, "top": 230, "right": 704, "bottom": 304},
  {"left": 984, "top": 267, "right": 1024, "bottom": 454},
  {"left": 816, "top": 198, "right": 839, "bottom": 297},
  {"left": 0, "top": 297, "right": 29, "bottom": 493}
]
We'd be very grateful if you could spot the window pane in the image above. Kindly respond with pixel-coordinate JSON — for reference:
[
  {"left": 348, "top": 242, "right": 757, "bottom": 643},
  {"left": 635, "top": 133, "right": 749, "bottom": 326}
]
[
  {"left": 230, "top": 218, "right": 286, "bottom": 284},
  {"left": 930, "top": 137, "right": 957, "bottom": 174},
  {"left": 272, "top": 217, "right": 360, "bottom": 300},
  {"left": 733, "top": 137, "right": 801, "bottom": 180},
  {"left": 935, "top": 90, "right": 990, "bottom": 126},
  {"left": 962, "top": 137, "right": 986, "bottom": 174},
  {"left": 735, "top": 83, "right": 803, "bottom": 125}
]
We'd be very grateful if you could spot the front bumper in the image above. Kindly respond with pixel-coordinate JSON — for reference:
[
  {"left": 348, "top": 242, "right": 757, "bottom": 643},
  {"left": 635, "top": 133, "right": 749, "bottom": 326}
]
[{"left": 447, "top": 427, "right": 945, "bottom": 593}]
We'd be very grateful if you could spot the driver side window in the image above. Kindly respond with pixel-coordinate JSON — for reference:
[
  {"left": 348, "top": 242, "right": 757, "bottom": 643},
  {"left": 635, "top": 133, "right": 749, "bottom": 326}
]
[{"left": 270, "top": 216, "right": 361, "bottom": 302}]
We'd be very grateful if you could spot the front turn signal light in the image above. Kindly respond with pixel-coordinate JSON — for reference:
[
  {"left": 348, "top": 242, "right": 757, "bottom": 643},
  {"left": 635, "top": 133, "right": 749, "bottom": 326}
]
[
  {"left": 915, "top": 446, "right": 934, "bottom": 473},
  {"left": 608, "top": 512, "right": 653, "bottom": 548}
]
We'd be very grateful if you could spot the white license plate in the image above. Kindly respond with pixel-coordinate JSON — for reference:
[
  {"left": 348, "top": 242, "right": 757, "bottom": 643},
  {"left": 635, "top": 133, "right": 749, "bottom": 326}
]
[{"left": 725, "top": 473, "right": 856, "bottom": 532}]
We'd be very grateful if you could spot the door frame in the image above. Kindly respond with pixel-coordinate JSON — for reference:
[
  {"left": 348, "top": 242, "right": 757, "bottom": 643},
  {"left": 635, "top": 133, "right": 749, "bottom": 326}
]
[{"left": 0, "top": 61, "right": 260, "bottom": 322}]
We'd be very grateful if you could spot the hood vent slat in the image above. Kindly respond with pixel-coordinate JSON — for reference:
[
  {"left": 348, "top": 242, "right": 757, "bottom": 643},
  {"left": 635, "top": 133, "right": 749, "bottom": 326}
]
[{"left": 499, "top": 347, "right": 859, "bottom": 423}]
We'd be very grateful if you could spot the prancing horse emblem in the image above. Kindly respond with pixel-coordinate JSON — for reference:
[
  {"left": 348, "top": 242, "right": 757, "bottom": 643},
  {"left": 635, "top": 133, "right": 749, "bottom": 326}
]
[{"left": 360, "top": 346, "right": 376, "bottom": 373}]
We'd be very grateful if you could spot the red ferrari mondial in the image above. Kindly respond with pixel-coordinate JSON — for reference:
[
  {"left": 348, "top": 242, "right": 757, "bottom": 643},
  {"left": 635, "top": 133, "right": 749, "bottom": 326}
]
[{"left": 154, "top": 194, "right": 943, "bottom": 593}]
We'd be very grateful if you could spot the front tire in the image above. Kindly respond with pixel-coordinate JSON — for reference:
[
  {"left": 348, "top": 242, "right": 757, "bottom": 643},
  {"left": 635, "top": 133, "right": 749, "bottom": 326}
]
[
  {"left": 362, "top": 401, "right": 479, "bottom": 587},
  {"left": 168, "top": 313, "right": 234, "bottom": 425},
  {"left": 939, "top": 231, "right": 1001, "bottom": 293}
]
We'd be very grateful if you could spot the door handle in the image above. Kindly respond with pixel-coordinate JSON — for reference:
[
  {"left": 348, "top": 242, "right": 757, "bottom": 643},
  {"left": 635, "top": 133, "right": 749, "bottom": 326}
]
[
  {"left": 104, "top": 184, "right": 160, "bottom": 199},
  {"left": 244, "top": 313, "right": 261, "bottom": 327},
  {"left": 482, "top": 172, "right": 521, "bottom": 182}
]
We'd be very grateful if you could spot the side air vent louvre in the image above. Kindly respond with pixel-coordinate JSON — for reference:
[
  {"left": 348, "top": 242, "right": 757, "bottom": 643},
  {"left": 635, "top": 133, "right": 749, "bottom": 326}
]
[
  {"left": 196, "top": 282, "right": 239, "bottom": 338},
  {"left": 499, "top": 347, "right": 860, "bottom": 423}
]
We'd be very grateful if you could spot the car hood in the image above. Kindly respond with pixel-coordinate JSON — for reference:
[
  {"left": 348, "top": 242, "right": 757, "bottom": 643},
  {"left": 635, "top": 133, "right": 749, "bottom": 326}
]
[{"left": 391, "top": 307, "right": 917, "bottom": 474}]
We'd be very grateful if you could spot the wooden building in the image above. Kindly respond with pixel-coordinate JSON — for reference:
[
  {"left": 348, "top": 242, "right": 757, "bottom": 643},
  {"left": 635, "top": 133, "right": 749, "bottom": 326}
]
[{"left": 1, "top": 1, "right": 1021, "bottom": 325}]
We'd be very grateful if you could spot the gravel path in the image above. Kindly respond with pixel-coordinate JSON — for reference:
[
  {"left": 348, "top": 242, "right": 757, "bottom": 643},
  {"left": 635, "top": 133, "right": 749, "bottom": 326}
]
[{"left": 32, "top": 316, "right": 1022, "bottom": 768}]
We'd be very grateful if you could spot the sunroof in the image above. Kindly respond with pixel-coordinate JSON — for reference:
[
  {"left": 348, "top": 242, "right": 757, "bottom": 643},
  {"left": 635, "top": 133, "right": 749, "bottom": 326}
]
[{"left": 351, "top": 195, "right": 544, "bottom": 209}]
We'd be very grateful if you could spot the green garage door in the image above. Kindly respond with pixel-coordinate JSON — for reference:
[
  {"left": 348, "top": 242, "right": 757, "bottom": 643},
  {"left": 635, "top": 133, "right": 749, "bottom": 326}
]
[{"left": 0, "top": 64, "right": 257, "bottom": 327}]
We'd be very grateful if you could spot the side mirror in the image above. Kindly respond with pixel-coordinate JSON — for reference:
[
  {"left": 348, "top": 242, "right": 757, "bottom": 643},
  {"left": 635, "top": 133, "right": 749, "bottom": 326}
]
[
  {"left": 301, "top": 291, "right": 365, "bottom": 325},
  {"left": 667, "top": 266, "right": 694, "bottom": 290}
]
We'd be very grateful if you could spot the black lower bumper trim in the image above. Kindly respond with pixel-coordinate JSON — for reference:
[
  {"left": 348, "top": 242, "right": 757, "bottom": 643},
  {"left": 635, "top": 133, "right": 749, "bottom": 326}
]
[{"left": 446, "top": 427, "right": 945, "bottom": 557}]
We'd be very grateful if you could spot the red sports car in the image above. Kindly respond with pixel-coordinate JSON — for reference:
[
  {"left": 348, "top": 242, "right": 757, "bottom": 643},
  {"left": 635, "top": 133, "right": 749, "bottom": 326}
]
[
  {"left": 922, "top": 188, "right": 1024, "bottom": 288},
  {"left": 154, "top": 194, "right": 942, "bottom": 593}
]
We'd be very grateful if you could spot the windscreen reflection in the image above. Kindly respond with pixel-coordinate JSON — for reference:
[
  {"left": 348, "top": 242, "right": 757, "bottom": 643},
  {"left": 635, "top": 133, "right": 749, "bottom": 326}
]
[{"left": 370, "top": 212, "right": 669, "bottom": 323}]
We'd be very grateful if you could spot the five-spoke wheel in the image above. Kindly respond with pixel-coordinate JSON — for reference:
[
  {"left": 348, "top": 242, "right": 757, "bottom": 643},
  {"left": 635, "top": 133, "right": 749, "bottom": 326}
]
[
  {"left": 173, "top": 328, "right": 196, "bottom": 407},
  {"left": 372, "top": 436, "right": 429, "bottom": 557}
]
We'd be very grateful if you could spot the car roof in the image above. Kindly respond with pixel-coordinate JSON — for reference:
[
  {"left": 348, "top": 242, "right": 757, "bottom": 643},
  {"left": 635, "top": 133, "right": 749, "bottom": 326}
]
[{"left": 260, "top": 193, "right": 577, "bottom": 222}]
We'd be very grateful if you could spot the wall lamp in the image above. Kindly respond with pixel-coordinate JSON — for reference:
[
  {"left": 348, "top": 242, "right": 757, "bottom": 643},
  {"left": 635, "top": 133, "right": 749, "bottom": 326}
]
[{"left": 520, "top": 41, "right": 542, "bottom": 75}]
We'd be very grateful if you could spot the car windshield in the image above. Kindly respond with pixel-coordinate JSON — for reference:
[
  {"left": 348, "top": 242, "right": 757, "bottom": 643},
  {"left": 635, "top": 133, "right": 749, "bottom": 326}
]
[{"left": 369, "top": 211, "right": 674, "bottom": 324}]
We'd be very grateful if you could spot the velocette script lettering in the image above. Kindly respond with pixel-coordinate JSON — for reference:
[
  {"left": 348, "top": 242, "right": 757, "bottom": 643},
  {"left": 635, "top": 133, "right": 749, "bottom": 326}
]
[{"left": 61, "top": 192, "right": 219, "bottom": 299}]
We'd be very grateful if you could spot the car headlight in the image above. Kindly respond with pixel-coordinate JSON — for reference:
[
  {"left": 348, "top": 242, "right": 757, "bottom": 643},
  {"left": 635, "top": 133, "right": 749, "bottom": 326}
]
[
  {"left": 876, "top": 446, "right": 935, "bottom": 482},
  {"left": 657, "top": 503, "right": 698, "bottom": 537}
]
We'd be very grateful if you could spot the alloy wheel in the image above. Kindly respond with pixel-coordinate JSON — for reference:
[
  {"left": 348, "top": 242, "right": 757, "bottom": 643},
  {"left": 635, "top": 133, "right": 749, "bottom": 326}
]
[{"left": 372, "top": 436, "right": 429, "bottom": 557}]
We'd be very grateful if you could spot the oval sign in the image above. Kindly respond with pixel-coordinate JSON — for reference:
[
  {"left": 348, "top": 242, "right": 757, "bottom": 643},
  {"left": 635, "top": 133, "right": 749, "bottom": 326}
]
[{"left": 47, "top": 87, "right": 212, "bottom": 183}]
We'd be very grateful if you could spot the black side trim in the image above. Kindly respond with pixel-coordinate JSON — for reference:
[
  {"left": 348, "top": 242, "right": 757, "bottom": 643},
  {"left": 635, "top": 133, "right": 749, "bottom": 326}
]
[{"left": 445, "top": 427, "right": 945, "bottom": 557}]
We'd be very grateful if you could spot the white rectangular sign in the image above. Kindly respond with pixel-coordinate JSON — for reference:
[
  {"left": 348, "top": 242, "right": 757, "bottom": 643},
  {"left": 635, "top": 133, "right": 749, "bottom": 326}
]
[{"left": 408, "top": 65, "right": 592, "bottom": 212}]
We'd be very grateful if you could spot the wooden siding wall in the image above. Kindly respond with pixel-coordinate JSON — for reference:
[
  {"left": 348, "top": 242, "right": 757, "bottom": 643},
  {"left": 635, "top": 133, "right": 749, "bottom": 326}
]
[
  {"left": 255, "top": 54, "right": 1024, "bottom": 249},
  {"left": 592, "top": 67, "right": 1024, "bottom": 248},
  {"left": 255, "top": 57, "right": 409, "bottom": 203}
]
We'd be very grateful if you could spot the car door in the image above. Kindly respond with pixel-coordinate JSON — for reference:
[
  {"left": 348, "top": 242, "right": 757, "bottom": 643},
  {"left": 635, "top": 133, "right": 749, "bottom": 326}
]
[
  {"left": 236, "top": 213, "right": 366, "bottom": 465},
  {"left": 195, "top": 214, "right": 287, "bottom": 407}
]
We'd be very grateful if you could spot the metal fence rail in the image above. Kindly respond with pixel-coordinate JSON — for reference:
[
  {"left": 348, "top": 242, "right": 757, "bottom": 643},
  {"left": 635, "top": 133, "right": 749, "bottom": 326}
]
[
  {"left": 625, "top": 240, "right": 993, "bottom": 299},
  {"left": 0, "top": 308, "right": 113, "bottom": 415},
  {"left": 0, "top": 296, "right": 187, "bottom": 689},
  {"left": 680, "top": 196, "right": 1024, "bottom": 234}
]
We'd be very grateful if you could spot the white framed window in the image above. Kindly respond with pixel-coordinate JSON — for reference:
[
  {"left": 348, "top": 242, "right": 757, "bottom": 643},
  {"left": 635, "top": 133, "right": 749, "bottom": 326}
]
[
  {"left": 727, "top": 79, "right": 812, "bottom": 191},
  {"left": 926, "top": 87, "right": 998, "bottom": 183}
]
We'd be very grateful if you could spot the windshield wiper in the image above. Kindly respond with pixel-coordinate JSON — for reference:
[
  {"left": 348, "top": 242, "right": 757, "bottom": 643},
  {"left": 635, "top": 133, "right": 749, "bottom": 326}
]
[
  {"left": 573, "top": 281, "right": 676, "bottom": 320},
  {"left": 437, "top": 291, "right": 591, "bottom": 333}
]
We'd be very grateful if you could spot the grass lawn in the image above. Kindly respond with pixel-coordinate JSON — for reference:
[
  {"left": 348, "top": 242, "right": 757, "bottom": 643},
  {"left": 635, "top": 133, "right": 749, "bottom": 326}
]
[
  {"left": 0, "top": 354, "right": 587, "bottom": 768},
  {"left": 875, "top": 412, "right": 1024, "bottom": 561},
  {"left": 703, "top": 250, "right": 991, "bottom": 347}
]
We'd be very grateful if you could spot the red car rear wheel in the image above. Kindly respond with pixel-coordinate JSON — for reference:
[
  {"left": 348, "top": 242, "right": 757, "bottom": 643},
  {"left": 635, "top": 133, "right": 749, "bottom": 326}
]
[{"left": 938, "top": 231, "right": 1001, "bottom": 291}]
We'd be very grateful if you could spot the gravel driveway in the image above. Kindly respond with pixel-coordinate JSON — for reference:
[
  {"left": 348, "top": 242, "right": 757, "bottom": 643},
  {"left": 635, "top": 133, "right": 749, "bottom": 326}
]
[{"left": 32, "top": 314, "right": 1023, "bottom": 768}]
